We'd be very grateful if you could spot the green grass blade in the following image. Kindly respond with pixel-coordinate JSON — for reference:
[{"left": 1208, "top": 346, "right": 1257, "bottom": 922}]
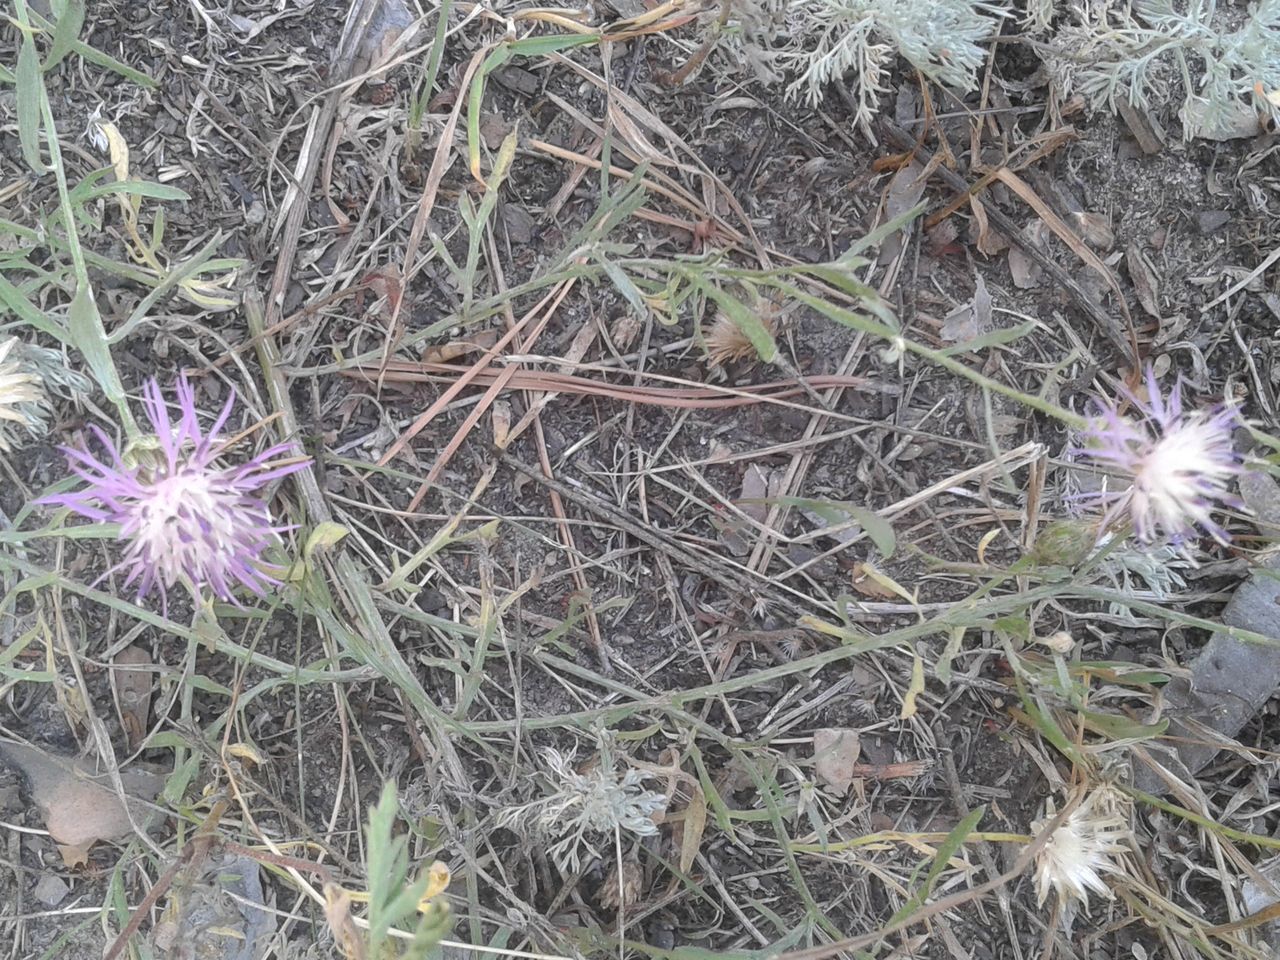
[
  {"left": 0, "top": 275, "right": 68, "bottom": 342},
  {"left": 886, "top": 806, "right": 985, "bottom": 929},
  {"left": 44, "top": 0, "right": 85, "bottom": 70},
  {"left": 67, "top": 284, "right": 131, "bottom": 423},
  {"left": 16, "top": 34, "right": 47, "bottom": 173}
]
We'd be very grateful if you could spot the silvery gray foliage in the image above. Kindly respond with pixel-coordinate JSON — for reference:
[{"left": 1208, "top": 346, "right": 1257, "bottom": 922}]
[
  {"left": 0, "top": 337, "right": 90, "bottom": 451},
  {"left": 776, "top": 0, "right": 1008, "bottom": 125},
  {"left": 1096, "top": 542, "right": 1189, "bottom": 622},
  {"left": 1047, "top": 0, "right": 1280, "bottom": 139},
  {"left": 496, "top": 747, "right": 668, "bottom": 872}
]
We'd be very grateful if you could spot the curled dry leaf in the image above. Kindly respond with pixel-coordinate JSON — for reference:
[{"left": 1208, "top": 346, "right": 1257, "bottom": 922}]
[
  {"left": 1008, "top": 221, "right": 1048, "bottom": 289},
  {"left": 813, "top": 728, "right": 861, "bottom": 796},
  {"left": 111, "top": 644, "right": 153, "bottom": 752},
  {"left": 324, "top": 882, "right": 367, "bottom": 960},
  {"left": 348, "top": 0, "right": 419, "bottom": 80},
  {"left": 969, "top": 197, "right": 1008, "bottom": 256},
  {"left": 721, "top": 464, "right": 782, "bottom": 557},
  {"left": 850, "top": 562, "right": 899, "bottom": 599},
  {"left": 611, "top": 310, "right": 643, "bottom": 351},
  {"left": 361, "top": 264, "right": 404, "bottom": 322},
  {"left": 0, "top": 740, "right": 164, "bottom": 866},
  {"left": 492, "top": 399, "right": 512, "bottom": 449},
  {"left": 422, "top": 328, "right": 499, "bottom": 364},
  {"left": 1125, "top": 242, "right": 1162, "bottom": 320},
  {"left": 878, "top": 159, "right": 928, "bottom": 266},
  {"left": 1072, "top": 211, "right": 1115, "bottom": 251},
  {"left": 600, "top": 858, "right": 644, "bottom": 913},
  {"left": 939, "top": 274, "right": 993, "bottom": 344}
]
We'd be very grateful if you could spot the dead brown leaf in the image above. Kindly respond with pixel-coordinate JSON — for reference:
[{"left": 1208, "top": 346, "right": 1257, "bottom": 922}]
[
  {"left": 969, "top": 197, "right": 1007, "bottom": 256},
  {"left": 1008, "top": 221, "right": 1047, "bottom": 289},
  {"left": 850, "top": 562, "right": 899, "bottom": 599},
  {"left": 1125, "top": 242, "right": 1162, "bottom": 320},
  {"left": 679, "top": 784, "right": 708, "bottom": 874},
  {"left": 1072, "top": 211, "right": 1115, "bottom": 251},
  {"left": 324, "top": 882, "right": 367, "bottom": 960},
  {"left": 939, "top": 274, "right": 992, "bottom": 344},
  {"left": 0, "top": 741, "right": 164, "bottom": 866},
  {"left": 422, "top": 329, "right": 499, "bottom": 363},
  {"left": 813, "top": 729, "right": 861, "bottom": 796},
  {"left": 111, "top": 644, "right": 153, "bottom": 752},
  {"left": 878, "top": 159, "right": 928, "bottom": 265}
]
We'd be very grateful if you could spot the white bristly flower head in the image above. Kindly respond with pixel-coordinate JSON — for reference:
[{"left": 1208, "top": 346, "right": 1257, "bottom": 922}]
[
  {"left": 1073, "top": 366, "right": 1244, "bottom": 546},
  {"left": 1033, "top": 787, "right": 1130, "bottom": 909}
]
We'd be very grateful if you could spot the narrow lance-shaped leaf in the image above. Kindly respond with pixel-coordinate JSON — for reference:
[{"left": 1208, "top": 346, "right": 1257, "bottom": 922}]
[
  {"left": 45, "top": 0, "right": 86, "bottom": 71},
  {"left": 16, "top": 33, "right": 47, "bottom": 173}
]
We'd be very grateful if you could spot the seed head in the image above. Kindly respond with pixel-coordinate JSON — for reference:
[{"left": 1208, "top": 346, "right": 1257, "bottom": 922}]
[
  {"left": 1033, "top": 788, "right": 1130, "bottom": 908},
  {"left": 1074, "top": 367, "right": 1244, "bottom": 545},
  {"left": 41, "top": 376, "right": 309, "bottom": 607}
]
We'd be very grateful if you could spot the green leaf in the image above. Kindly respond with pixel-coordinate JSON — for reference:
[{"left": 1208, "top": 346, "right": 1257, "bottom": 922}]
[
  {"left": 81, "top": 179, "right": 191, "bottom": 204},
  {"left": 1079, "top": 708, "right": 1168, "bottom": 743},
  {"left": 467, "top": 46, "right": 511, "bottom": 183},
  {"left": 596, "top": 253, "right": 650, "bottom": 319},
  {"left": 0, "top": 275, "right": 67, "bottom": 342},
  {"left": 935, "top": 626, "right": 964, "bottom": 684},
  {"left": 842, "top": 201, "right": 926, "bottom": 261},
  {"left": 304, "top": 522, "right": 350, "bottom": 561},
  {"left": 1015, "top": 683, "right": 1086, "bottom": 767},
  {"left": 44, "top": 0, "right": 85, "bottom": 71},
  {"left": 887, "top": 805, "right": 985, "bottom": 928},
  {"left": 780, "top": 497, "right": 896, "bottom": 558},
  {"left": 66, "top": 166, "right": 115, "bottom": 209},
  {"left": 786, "top": 263, "right": 898, "bottom": 329},
  {"left": 504, "top": 33, "right": 597, "bottom": 57},
  {"left": 16, "top": 35, "right": 47, "bottom": 173},
  {"left": 110, "top": 232, "right": 232, "bottom": 343},
  {"left": 67, "top": 284, "right": 131, "bottom": 428},
  {"left": 938, "top": 320, "right": 1038, "bottom": 356}
]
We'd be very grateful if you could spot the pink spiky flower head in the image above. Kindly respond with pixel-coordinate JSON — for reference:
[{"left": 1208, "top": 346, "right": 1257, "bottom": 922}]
[
  {"left": 41, "top": 375, "right": 309, "bottom": 607},
  {"left": 1074, "top": 366, "right": 1244, "bottom": 546}
]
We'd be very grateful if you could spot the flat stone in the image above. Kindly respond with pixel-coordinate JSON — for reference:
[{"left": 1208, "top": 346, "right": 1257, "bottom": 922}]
[
  {"left": 1135, "top": 553, "right": 1280, "bottom": 792},
  {"left": 32, "top": 872, "right": 68, "bottom": 907}
]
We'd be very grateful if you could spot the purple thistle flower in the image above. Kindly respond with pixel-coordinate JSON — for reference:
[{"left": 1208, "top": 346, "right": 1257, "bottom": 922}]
[
  {"left": 1074, "top": 366, "right": 1244, "bottom": 546},
  {"left": 41, "top": 375, "right": 310, "bottom": 607}
]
